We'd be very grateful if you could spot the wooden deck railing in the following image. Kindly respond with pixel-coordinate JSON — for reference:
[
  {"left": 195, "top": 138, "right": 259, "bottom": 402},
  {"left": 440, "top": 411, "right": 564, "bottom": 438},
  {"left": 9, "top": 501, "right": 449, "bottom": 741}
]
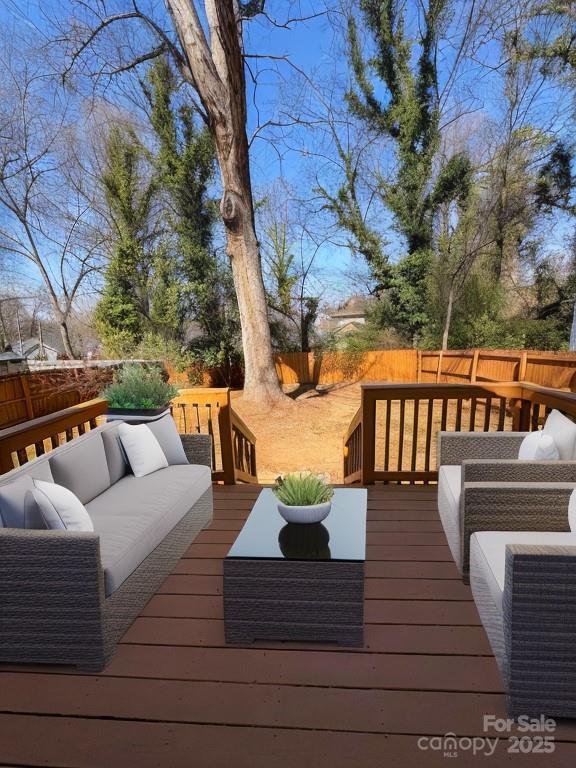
[
  {"left": 171, "top": 388, "right": 257, "bottom": 484},
  {"left": 0, "top": 398, "right": 108, "bottom": 475},
  {"left": 343, "top": 382, "right": 576, "bottom": 485},
  {"left": 0, "top": 389, "right": 257, "bottom": 484}
]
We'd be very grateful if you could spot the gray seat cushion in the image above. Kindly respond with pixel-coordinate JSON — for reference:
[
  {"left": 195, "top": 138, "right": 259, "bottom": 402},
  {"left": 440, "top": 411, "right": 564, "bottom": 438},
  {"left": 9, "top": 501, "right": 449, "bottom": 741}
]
[
  {"left": 86, "top": 464, "right": 211, "bottom": 596},
  {"left": 470, "top": 530, "right": 576, "bottom": 678},
  {"left": 437, "top": 465, "right": 462, "bottom": 571},
  {"left": 49, "top": 432, "right": 111, "bottom": 505}
]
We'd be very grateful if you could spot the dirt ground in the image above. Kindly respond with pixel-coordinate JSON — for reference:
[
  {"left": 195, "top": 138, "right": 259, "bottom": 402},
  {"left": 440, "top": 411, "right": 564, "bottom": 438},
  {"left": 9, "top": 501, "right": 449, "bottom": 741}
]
[{"left": 232, "top": 384, "right": 362, "bottom": 485}]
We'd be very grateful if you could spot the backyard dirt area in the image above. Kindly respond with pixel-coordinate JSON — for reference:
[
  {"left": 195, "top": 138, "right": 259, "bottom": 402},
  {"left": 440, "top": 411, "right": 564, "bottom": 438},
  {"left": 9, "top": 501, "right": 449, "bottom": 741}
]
[{"left": 232, "top": 384, "right": 362, "bottom": 484}]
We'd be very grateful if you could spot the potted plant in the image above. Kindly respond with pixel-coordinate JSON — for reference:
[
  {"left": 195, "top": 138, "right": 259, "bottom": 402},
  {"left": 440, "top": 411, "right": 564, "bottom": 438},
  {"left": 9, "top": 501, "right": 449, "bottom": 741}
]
[
  {"left": 102, "top": 363, "right": 179, "bottom": 423},
  {"left": 273, "top": 472, "right": 334, "bottom": 524}
]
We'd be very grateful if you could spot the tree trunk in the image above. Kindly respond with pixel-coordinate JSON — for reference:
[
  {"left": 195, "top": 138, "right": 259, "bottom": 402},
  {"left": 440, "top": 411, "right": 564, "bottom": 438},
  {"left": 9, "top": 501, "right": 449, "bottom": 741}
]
[
  {"left": 442, "top": 283, "right": 454, "bottom": 351},
  {"left": 220, "top": 181, "right": 283, "bottom": 400},
  {"left": 59, "top": 320, "right": 75, "bottom": 359},
  {"left": 166, "top": 0, "right": 285, "bottom": 402}
]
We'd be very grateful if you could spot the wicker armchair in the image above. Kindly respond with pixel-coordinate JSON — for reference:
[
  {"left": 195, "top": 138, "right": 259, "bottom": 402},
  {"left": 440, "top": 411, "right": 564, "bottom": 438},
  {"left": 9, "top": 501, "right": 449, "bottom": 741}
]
[
  {"left": 470, "top": 531, "right": 576, "bottom": 717},
  {"left": 437, "top": 431, "right": 576, "bottom": 581}
]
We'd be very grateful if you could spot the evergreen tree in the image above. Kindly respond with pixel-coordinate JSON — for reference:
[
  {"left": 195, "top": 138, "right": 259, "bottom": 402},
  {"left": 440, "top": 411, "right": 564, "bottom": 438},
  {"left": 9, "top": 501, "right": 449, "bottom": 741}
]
[
  {"left": 96, "top": 125, "right": 158, "bottom": 354},
  {"left": 145, "top": 59, "right": 237, "bottom": 357}
]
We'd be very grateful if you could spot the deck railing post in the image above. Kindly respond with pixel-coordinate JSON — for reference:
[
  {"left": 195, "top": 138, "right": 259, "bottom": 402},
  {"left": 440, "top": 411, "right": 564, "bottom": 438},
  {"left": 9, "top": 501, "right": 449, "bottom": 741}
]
[
  {"left": 361, "top": 388, "right": 376, "bottom": 485},
  {"left": 217, "top": 390, "right": 236, "bottom": 485}
]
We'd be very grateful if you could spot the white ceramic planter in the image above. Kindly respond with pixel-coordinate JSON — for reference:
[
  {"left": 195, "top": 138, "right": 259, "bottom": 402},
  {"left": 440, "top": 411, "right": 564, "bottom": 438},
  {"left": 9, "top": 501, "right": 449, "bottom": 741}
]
[{"left": 277, "top": 501, "right": 332, "bottom": 524}]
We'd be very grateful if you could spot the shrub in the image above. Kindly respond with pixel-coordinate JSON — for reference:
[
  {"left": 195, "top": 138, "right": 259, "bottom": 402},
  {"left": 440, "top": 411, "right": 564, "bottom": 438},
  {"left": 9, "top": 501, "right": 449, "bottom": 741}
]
[
  {"left": 102, "top": 363, "right": 179, "bottom": 409},
  {"left": 273, "top": 473, "right": 334, "bottom": 506}
]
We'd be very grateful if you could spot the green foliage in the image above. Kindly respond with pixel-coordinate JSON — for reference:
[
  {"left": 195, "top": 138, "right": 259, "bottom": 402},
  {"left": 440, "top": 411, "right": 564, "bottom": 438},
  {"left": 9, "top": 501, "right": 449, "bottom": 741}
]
[
  {"left": 146, "top": 58, "right": 232, "bottom": 347},
  {"left": 102, "top": 363, "right": 179, "bottom": 409},
  {"left": 273, "top": 473, "right": 334, "bottom": 506},
  {"left": 96, "top": 125, "right": 158, "bottom": 349}
]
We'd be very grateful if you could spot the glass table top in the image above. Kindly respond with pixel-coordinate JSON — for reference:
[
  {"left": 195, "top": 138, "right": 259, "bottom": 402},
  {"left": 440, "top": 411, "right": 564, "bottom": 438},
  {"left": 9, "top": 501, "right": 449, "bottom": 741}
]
[{"left": 226, "top": 488, "right": 367, "bottom": 562}]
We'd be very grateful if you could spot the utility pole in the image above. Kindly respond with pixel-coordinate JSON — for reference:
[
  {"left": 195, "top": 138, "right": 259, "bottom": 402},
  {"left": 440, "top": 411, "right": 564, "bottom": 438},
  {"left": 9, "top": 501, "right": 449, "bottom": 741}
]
[
  {"left": 16, "top": 306, "right": 23, "bottom": 355},
  {"left": 38, "top": 320, "right": 45, "bottom": 358}
]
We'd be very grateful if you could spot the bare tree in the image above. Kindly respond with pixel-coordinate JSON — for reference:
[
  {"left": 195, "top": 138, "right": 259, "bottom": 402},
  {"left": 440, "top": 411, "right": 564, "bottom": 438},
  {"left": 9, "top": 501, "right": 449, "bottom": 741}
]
[
  {"left": 61, "top": 1, "right": 295, "bottom": 400},
  {"left": 0, "top": 51, "right": 102, "bottom": 358}
]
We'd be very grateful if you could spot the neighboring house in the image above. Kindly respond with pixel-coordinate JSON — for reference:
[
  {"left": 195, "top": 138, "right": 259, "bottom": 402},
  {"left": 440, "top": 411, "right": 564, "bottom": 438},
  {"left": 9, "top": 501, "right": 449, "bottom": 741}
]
[
  {"left": 318, "top": 296, "right": 372, "bottom": 336},
  {"left": 0, "top": 349, "right": 26, "bottom": 375},
  {"left": 19, "top": 331, "right": 65, "bottom": 362}
]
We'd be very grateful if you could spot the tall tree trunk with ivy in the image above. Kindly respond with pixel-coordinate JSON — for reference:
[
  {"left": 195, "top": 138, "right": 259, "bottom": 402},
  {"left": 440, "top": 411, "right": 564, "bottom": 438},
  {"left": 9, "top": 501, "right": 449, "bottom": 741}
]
[
  {"left": 322, "top": 0, "right": 472, "bottom": 341},
  {"left": 165, "top": 0, "right": 284, "bottom": 401}
]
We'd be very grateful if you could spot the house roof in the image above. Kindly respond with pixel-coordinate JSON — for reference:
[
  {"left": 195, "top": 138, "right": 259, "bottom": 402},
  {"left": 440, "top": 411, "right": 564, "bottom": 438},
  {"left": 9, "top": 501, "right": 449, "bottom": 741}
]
[
  {"left": 329, "top": 295, "right": 371, "bottom": 319},
  {"left": 0, "top": 350, "right": 24, "bottom": 361},
  {"left": 21, "top": 331, "right": 64, "bottom": 355}
]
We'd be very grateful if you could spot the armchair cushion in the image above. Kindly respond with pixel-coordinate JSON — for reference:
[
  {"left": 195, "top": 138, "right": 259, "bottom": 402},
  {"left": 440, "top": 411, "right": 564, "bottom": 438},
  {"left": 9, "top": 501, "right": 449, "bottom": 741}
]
[
  {"left": 518, "top": 430, "right": 559, "bottom": 460},
  {"left": 543, "top": 409, "right": 576, "bottom": 460},
  {"left": 437, "top": 465, "right": 462, "bottom": 570}
]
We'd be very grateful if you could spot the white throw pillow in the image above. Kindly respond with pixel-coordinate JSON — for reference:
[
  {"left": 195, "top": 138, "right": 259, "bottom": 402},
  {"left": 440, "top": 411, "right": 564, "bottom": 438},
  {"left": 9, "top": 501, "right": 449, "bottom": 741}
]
[
  {"left": 569, "top": 490, "right": 576, "bottom": 532},
  {"left": 518, "top": 430, "right": 560, "bottom": 461},
  {"left": 118, "top": 422, "right": 169, "bottom": 478},
  {"left": 542, "top": 409, "right": 576, "bottom": 460},
  {"left": 32, "top": 479, "right": 94, "bottom": 532},
  {"left": 146, "top": 415, "right": 189, "bottom": 465}
]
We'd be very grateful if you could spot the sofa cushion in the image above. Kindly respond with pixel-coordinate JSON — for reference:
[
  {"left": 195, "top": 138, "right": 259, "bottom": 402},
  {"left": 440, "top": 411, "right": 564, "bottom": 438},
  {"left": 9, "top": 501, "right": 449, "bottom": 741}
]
[
  {"left": 517, "top": 430, "right": 560, "bottom": 460},
  {"left": 101, "top": 424, "right": 128, "bottom": 485},
  {"left": 147, "top": 415, "right": 189, "bottom": 465},
  {"left": 437, "top": 465, "right": 462, "bottom": 571},
  {"left": 0, "top": 461, "right": 54, "bottom": 528},
  {"left": 543, "top": 409, "right": 576, "bottom": 460},
  {"left": 86, "top": 464, "right": 211, "bottom": 595},
  {"left": 49, "top": 433, "right": 110, "bottom": 504},
  {"left": 32, "top": 479, "right": 94, "bottom": 532}
]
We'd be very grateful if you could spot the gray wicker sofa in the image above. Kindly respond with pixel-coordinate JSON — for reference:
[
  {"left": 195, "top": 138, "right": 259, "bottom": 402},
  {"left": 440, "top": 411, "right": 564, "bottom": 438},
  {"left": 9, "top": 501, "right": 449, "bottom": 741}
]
[
  {"left": 437, "top": 431, "right": 576, "bottom": 581},
  {"left": 0, "top": 421, "right": 213, "bottom": 671}
]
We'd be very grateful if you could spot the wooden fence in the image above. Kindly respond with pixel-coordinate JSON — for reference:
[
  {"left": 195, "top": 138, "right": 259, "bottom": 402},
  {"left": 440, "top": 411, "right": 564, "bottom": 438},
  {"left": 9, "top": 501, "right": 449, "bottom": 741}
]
[
  {"left": 343, "top": 381, "right": 576, "bottom": 485},
  {"left": 274, "top": 348, "right": 576, "bottom": 389},
  {"left": 0, "top": 368, "right": 113, "bottom": 430},
  {"left": 0, "top": 389, "right": 257, "bottom": 484}
]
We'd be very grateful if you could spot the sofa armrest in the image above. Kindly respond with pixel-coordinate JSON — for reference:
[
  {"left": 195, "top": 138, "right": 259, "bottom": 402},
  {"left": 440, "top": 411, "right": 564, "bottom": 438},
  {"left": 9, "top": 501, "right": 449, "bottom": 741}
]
[
  {"left": 460, "top": 483, "right": 574, "bottom": 580},
  {"left": 438, "top": 431, "right": 528, "bottom": 466},
  {"left": 0, "top": 528, "right": 106, "bottom": 669},
  {"left": 504, "top": 543, "right": 576, "bottom": 717},
  {"left": 180, "top": 434, "right": 212, "bottom": 468},
  {"left": 462, "top": 459, "right": 576, "bottom": 483}
]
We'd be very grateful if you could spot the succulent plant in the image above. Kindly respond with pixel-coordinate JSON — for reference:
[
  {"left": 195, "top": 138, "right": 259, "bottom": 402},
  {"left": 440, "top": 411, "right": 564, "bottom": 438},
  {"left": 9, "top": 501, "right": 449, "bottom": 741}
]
[{"left": 273, "top": 472, "right": 333, "bottom": 506}]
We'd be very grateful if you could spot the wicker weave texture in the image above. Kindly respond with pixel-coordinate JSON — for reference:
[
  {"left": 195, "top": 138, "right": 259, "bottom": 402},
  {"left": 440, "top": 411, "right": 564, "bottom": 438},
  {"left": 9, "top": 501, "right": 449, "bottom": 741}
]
[
  {"left": 0, "top": 434, "right": 213, "bottom": 671},
  {"left": 438, "top": 432, "right": 528, "bottom": 466},
  {"left": 504, "top": 545, "right": 576, "bottom": 718},
  {"left": 460, "top": 484, "right": 573, "bottom": 580}
]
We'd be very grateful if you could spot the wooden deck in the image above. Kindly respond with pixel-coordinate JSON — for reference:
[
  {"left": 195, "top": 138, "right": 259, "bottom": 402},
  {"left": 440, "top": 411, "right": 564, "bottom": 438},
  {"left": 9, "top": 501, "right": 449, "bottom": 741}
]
[{"left": 1, "top": 484, "right": 576, "bottom": 766}]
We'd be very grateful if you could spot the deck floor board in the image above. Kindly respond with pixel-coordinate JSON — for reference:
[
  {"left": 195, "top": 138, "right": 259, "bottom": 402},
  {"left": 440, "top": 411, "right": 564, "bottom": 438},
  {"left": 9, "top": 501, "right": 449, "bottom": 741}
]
[{"left": 1, "top": 484, "right": 576, "bottom": 766}]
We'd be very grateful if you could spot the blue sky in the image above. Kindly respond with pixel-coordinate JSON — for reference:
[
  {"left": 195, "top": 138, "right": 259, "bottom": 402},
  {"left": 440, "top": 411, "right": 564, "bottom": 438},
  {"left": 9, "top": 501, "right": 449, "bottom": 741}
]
[{"left": 0, "top": 0, "right": 574, "bottom": 309}]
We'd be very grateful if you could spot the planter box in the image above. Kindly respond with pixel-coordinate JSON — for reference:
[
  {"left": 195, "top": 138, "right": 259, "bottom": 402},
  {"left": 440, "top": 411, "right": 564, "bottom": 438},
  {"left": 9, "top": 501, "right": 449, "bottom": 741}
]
[{"left": 105, "top": 407, "right": 170, "bottom": 425}]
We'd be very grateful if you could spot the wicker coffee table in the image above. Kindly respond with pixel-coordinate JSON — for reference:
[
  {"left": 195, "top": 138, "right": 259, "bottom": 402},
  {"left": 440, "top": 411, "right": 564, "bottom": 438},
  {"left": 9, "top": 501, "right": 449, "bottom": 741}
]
[{"left": 223, "top": 488, "right": 367, "bottom": 646}]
